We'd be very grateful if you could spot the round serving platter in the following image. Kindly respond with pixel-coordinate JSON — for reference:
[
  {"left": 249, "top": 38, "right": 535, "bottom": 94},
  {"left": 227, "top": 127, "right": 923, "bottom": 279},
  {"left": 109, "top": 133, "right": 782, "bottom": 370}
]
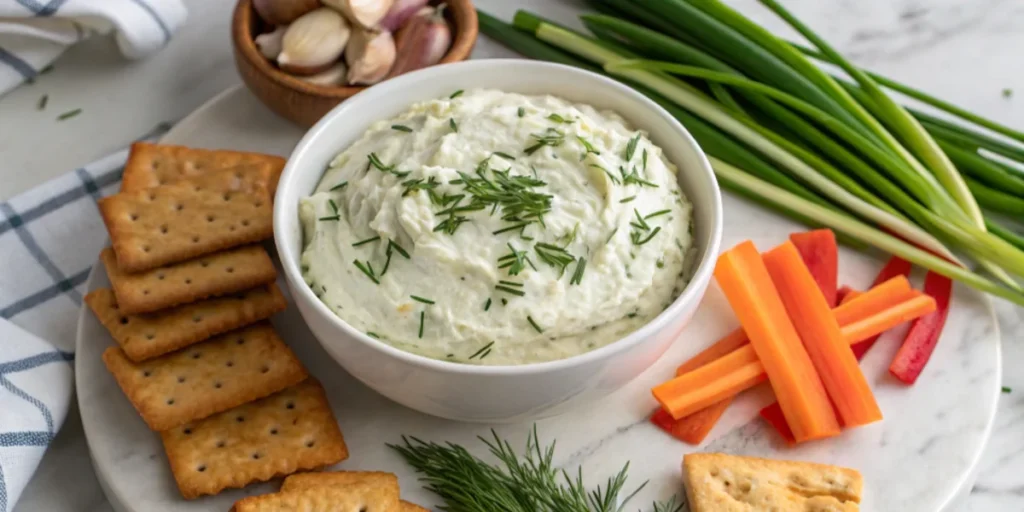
[{"left": 77, "top": 84, "right": 1000, "bottom": 512}]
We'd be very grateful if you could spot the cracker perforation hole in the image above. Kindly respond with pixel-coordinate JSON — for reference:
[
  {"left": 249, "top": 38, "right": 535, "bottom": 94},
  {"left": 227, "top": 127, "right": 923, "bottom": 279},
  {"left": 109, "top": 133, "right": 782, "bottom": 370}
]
[
  {"left": 216, "top": 441, "right": 225, "bottom": 448},
  {"left": 175, "top": 204, "right": 184, "bottom": 211},
  {"left": 306, "top": 440, "right": 315, "bottom": 448},
  {"left": 143, "top": 289, "right": 150, "bottom": 295},
  {"left": 119, "top": 317, "right": 129, "bottom": 325},
  {"left": 229, "top": 225, "right": 237, "bottom": 232},
  {"left": 200, "top": 261, "right": 210, "bottom": 268},
  {"left": 142, "top": 245, "right": 151, "bottom": 253},
  {"left": 192, "top": 315, "right": 202, "bottom": 323},
  {"left": 226, "top": 267, "right": 234, "bottom": 274},
  {"left": 191, "top": 236, "right": 200, "bottom": 243},
  {"left": 251, "top": 453, "right": 261, "bottom": 460},
  {"left": 223, "top": 193, "right": 231, "bottom": 201},
  {"left": 184, "top": 278, "right": 192, "bottom": 285},
  {"left": 261, "top": 365, "right": 270, "bottom": 374},
  {"left": 206, "top": 215, "right": 215, "bottom": 223},
  {"left": 177, "top": 376, "right": 186, "bottom": 383},
  {"left": 214, "top": 382, "right": 222, "bottom": 389},
  {"left": 286, "top": 401, "right": 295, "bottom": 410},
  {"left": 241, "top": 219, "right": 250, "bottom": 227},
  {"left": 236, "top": 415, "right": 245, "bottom": 423},
  {"left": 269, "top": 428, "right": 278, "bottom": 435},
  {"left": 157, "top": 273, "right": 165, "bottom": 280},
  {"left": 166, "top": 398, "right": 175, "bottom": 405},
  {"left": 183, "top": 428, "right": 192, "bottom": 435},
  {"left": 145, "top": 333, "right": 154, "bottom": 340},
  {"left": 196, "top": 465, "right": 206, "bottom": 473},
  {"left": 225, "top": 361, "right": 234, "bottom": 368},
  {"left": 130, "top": 214, "right": 138, "bottom": 221},
  {"left": 142, "top": 370, "right": 151, "bottom": 377},
  {"left": 236, "top": 337, "right": 245, "bottom": 345},
  {"left": 191, "top": 352, "right": 201, "bottom": 359}
]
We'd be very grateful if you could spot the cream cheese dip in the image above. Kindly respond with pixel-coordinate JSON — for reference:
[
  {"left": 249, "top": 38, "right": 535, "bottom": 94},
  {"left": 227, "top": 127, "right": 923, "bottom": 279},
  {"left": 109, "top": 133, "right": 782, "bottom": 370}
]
[{"left": 299, "top": 89, "right": 694, "bottom": 365}]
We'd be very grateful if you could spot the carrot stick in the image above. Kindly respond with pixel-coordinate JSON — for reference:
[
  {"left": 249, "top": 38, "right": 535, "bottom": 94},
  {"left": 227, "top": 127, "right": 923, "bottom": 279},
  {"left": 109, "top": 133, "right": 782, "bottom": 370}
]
[
  {"left": 849, "top": 256, "right": 914, "bottom": 359},
  {"left": 832, "top": 276, "right": 916, "bottom": 326},
  {"left": 652, "top": 345, "right": 767, "bottom": 419},
  {"left": 836, "top": 286, "right": 860, "bottom": 304},
  {"left": 676, "top": 328, "right": 750, "bottom": 375},
  {"left": 763, "top": 241, "right": 882, "bottom": 427},
  {"left": 712, "top": 241, "right": 839, "bottom": 442},
  {"left": 790, "top": 229, "right": 839, "bottom": 307},
  {"left": 657, "top": 294, "right": 935, "bottom": 440}
]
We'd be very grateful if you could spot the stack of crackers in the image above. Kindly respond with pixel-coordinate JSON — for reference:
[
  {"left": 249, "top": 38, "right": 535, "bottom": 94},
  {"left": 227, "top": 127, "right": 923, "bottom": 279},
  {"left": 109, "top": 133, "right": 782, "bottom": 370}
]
[
  {"left": 86, "top": 143, "right": 349, "bottom": 500},
  {"left": 233, "top": 471, "right": 428, "bottom": 512}
]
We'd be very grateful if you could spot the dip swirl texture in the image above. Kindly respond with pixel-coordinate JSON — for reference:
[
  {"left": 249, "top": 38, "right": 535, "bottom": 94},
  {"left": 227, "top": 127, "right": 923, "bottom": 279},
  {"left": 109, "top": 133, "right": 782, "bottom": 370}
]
[{"left": 299, "top": 89, "right": 693, "bottom": 365}]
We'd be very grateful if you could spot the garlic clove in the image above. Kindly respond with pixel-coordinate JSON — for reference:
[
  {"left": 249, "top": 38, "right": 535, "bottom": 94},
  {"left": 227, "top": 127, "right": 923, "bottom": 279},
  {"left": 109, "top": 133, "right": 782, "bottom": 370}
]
[
  {"left": 379, "top": 0, "right": 429, "bottom": 32},
  {"left": 299, "top": 62, "right": 349, "bottom": 86},
  {"left": 278, "top": 8, "right": 351, "bottom": 76},
  {"left": 253, "top": 0, "right": 320, "bottom": 25},
  {"left": 388, "top": 5, "right": 451, "bottom": 78},
  {"left": 345, "top": 28, "right": 396, "bottom": 85},
  {"left": 323, "top": 0, "right": 395, "bottom": 30},
  {"left": 254, "top": 25, "right": 287, "bottom": 61}
]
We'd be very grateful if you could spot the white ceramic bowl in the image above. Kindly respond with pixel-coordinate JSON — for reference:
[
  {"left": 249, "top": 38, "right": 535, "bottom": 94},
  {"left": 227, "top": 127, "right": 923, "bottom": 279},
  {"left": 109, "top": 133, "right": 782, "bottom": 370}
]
[{"left": 274, "top": 59, "right": 723, "bottom": 422}]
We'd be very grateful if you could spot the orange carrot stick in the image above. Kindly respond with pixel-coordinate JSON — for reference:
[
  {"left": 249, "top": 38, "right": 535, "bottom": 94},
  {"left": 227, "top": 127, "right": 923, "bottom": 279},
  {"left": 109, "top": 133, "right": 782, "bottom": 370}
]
[
  {"left": 712, "top": 241, "right": 839, "bottom": 442},
  {"left": 652, "top": 346, "right": 767, "bottom": 419},
  {"left": 832, "top": 276, "right": 915, "bottom": 325},
  {"left": 675, "top": 328, "right": 750, "bottom": 375},
  {"left": 841, "top": 295, "right": 936, "bottom": 344},
  {"left": 763, "top": 241, "right": 882, "bottom": 428}
]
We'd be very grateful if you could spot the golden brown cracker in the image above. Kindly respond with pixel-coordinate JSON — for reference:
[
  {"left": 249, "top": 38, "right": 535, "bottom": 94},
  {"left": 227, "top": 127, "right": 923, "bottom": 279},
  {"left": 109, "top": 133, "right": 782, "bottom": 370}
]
[
  {"left": 232, "top": 484, "right": 397, "bottom": 512},
  {"left": 399, "top": 501, "right": 430, "bottom": 512},
  {"left": 281, "top": 471, "right": 399, "bottom": 493},
  {"left": 101, "top": 246, "right": 277, "bottom": 315},
  {"left": 162, "top": 380, "right": 347, "bottom": 500},
  {"left": 121, "top": 142, "right": 284, "bottom": 195},
  {"left": 682, "top": 453, "right": 862, "bottom": 512},
  {"left": 85, "top": 284, "right": 287, "bottom": 362},
  {"left": 98, "top": 181, "right": 273, "bottom": 272},
  {"left": 103, "top": 322, "right": 307, "bottom": 431}
]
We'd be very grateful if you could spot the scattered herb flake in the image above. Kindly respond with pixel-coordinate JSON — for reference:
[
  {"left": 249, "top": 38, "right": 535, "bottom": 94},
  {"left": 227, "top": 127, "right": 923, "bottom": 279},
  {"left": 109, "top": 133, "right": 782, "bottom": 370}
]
[
  {"left": 366, "top": 331, "right": 380, "bottom": 339},
  {"left": 450, "top": 89, "right": 464, "bottom": 99},
  {"left": 411, "top": 295, "right": 434, "bottom": 305},
  {"left": 1002, "top": 88, "right": 1013, "bottom": 98},
  {"left": 527, "top": 316, "right": 544, "bottom": 333},
  {"left": 642, "top": 148, "right": 648, "bottom": 170},
  {"left": 318, "top": 215, "right": 341, "bottom": 221},
  {"left": 391, "top": 124, "right": 413, "bottom": 132},
  {"left": 624, "top": 133, "right": 640, "bottom": 161},
  {"left": 501, "top": 298, "right": 508, "bottom": 305},
  {"left": 418, "top": 311, "right": 425, "bottom": 338},
  {"left": 495, "top": 285, "right": 526, "bottom": 297},
  {"left": 483, "top": 298, "right": 492, "bottom": 311},
  {"left": 37, "top": 94, "right": 48, "bottom": 110},
  {"left": 468, "top": 341, "right": 495, "bottom": 359},
  {"left": 524, "top": 128, "right": 565, "bottom": 156},
  {"left": 40, "top": 65, "right": 53, "bottom": 74},
  {"left": 352, "top": 236, "right": 381, "bottom": 247},
  {"left": 328, "top": 199, "right": 339, "bottom": 215},
  {"left": 449, "top": 118, "right": 458, "bottom": 132},
  {"left": 1003, "top": 386, "right": 1013, "bottom": 393},
  {"left": 534, "top": 243, "right": 576, "bottom": 276},
  {"left": 591, "top": 163, "right": 620, "bottom": 185},
  {"left": 57, "top": 108, "right": 81, "bottom": 121},
  {"left": 576, "top": 136, "right": 601, "bottom": 160},
  {"left": 547, "top": 113, "right": 572, "bottom": 124},
  {"left": 388, "top": 240, "right": 411, "bottom": 259},
  {"left": 645, "top": 209, "right": 671, "bottom": 219},
  {"left": 620, "top": 195, "right": 636, "bottom": 203},
  {"left": 517, "top": 106, "right": 526, "bottom": 117},
  {"left": 570, "top": 257, "right": 587, "bottom": 285},
  {"left": 632, "top": 226, "right": 662, "bottom": 245},
  {"left": 498, "top": 243, "right": 536, "bottom": 276},
  {"left": 329, "top": 181, "right": 348, "bottom": 191},
  {"left": 492, "top": 151, "right": 516, "bottom": 161},
  {"left": 353, "top": 260, "right": 380, "bottom": 284}
]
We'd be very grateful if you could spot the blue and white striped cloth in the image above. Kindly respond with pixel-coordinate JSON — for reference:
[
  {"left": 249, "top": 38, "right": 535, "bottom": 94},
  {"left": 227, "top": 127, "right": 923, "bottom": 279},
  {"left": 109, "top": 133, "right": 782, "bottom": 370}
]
[
  {"left": 0, "top": 125, "right": 168, "bottom": 512},
  {"left": 0, "top": 0, "right": 187, "bottom": 96}
]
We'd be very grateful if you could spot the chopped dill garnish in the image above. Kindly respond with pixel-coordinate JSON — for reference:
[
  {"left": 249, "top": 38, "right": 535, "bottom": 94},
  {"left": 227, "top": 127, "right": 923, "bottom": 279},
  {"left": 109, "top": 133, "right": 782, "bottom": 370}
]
[
  {"left": 492, "top": 151, "right": 516, "bottom": 161},
  {"left": 517, "top": 106, "right": 525, "bottom": 117},
  {"left": 318, "top": 215, "right": 340, "bottom": 221},
  {"left": 534, "top": 243, "right": 576, "bottom": 276},
  {"left": 524, "top": 128, "right": 565, "bottom": 155},
  {"left": 527, "top": 316, "right": 544, "bottom": 333},
  {"left": 645, "top": 209, "right": 671, "bottom": 219},
  {"left": 620, "top": 195, "right": 636, "bottom": 203},
  {"left": 450, "top": 89, "right": 464, "bottom": 99},
  {"left": 329, "top": 181, "right": 348, "bottom": 191},
  {"left": 620, "top": 166, "right": 658, "bottom": 187},
  {"left": 483, "top": 298, "right": 492, "bottom": 311},
  {"left": 418, "top": 311, "right": 425, "bottom": 338},
  {"left": 391, "top": 124, "right": 413, "bottom": 132},
  {"left": 468, "top": 341, "right": 495, "bottom": 360},
  {"left": 498, "top": 243, "right": 536, "bottom": 276},
  {"left": 569, "top": 258, "right": 587, "bottom": 285},
  {"left": 547, "top": 113, "right": 573, "bottom": 124},
  {"left": 449, "top": 118, "right": 459, "bottom": 132},
  {"left": 495, "top": 285, "right": 526, "bottom": 297},
  {"left": 632, "top": 226, "right": 662, "bottom": 245},
  {"left": 328, "top": 199, "right": 339, "bottom": 215},
  {"left": 366, "top": 331, "right": 380, "bottom": 339},
  {"left": 352, "top": 236, "right": 380, "bottom": 247},
  {"left": 624, "top": 133, "right": 640, "bottom": 161},
  {"left": 590, "top": 163, "right": 620, "bottom": 185},
  {"left": 576, "top": 136, "right": 601, "bottom": 160},
  {"left": 353, "top": 260, "right": 379, "bottom": 284},
  {"left": 411, "top": 295, "right": 434, "bottom": 305}
]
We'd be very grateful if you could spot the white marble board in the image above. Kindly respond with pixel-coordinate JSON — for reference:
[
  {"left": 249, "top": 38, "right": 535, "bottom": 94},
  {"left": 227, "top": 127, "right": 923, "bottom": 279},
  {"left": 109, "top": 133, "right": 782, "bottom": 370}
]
[{"left": 76, "top": 19, "right": 1003, "bottom": 510}]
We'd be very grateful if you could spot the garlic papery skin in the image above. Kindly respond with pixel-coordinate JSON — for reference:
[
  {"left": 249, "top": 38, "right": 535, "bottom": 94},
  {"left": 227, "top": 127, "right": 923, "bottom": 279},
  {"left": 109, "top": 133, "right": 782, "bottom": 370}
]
[
  {"left": 299, "top": 62, "right": 349, "bottom": 86},
  {"left": 379, "top": 0, "right": 428, "bottom": 32},
  {"left": 388, "top": 5, "right": 450, "bottom": 78},
  {"left": 254, "top": 26, "right": 287, "bottom": 61},
  {"left": 323, "top": 0, "right": 394, "bottom": 30},
  {"left": 278, "top": 8, "right": 351, "bottom": 76},
  {"left": 345, "top": 28, "right": 396, "bottom": 85}
]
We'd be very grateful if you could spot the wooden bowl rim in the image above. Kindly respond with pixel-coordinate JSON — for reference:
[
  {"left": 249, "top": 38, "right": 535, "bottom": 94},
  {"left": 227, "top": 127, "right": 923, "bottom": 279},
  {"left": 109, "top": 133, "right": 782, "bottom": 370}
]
[{"left": 231, "top": 0, "right": 479, "bottom": 100}]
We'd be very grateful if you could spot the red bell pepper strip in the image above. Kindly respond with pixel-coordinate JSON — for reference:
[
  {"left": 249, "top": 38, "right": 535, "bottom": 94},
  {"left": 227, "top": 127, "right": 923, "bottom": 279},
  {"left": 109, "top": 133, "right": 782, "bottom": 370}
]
[
  {"left": 790, "top": 230, "right": 839, "bottom": 307},
  {"left": 836, "top": 286, "right": 859, "bottom": 304},
  {"left": 889, "top": 272, "right": 953, "bottom": 384},
  {"left": 760, "top": 255, "right": 912, "bottom": 440}
]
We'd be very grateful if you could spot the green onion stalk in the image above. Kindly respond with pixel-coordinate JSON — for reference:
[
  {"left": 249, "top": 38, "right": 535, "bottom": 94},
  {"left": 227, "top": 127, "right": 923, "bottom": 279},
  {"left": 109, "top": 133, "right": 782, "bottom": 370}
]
[{"left": 477, "top": 8, "right": 1024, "bottom": 305}]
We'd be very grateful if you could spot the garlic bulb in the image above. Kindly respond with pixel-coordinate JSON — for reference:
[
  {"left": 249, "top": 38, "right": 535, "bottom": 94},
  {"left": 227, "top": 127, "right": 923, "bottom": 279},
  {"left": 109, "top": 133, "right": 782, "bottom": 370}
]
[
  {"left": 253, "top": 0, "right": 319, "bottom": 25},
  {"left": 379, "top": 0, "right": 428, "bottom": 32},
  {"left": 388, "top": 6, "right": 450, "bottom": 78},
  {"left": 278, "top": 8, "right": 351, "bottom": 76},
  {"left": 299, "top": 62, "right": 349, "bottom": 86},
  {"left": 254, "top": 26, "right": 287, "bottom": 61},
  {"left": 323, "top": 0, "right": 394, "bottom": 30},
  {"left": 345, "top": 28, "right": 396, "bottom": 85}
]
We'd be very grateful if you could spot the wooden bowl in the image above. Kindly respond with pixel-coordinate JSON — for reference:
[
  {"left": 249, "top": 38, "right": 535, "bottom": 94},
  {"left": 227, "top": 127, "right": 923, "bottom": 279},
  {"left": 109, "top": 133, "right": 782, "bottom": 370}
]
[{"left": 231, "top": 0, "right": 478, "bottom": 128}]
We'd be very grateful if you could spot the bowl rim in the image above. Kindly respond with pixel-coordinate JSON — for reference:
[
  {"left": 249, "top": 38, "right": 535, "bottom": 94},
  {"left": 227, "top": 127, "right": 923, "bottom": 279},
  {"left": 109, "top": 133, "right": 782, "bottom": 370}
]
[
  {"left": 231, "top": 0, "right": 479, "bottom": 99},
  {"left": 274, "top": 59, "right": 723, "bottom": 375}
]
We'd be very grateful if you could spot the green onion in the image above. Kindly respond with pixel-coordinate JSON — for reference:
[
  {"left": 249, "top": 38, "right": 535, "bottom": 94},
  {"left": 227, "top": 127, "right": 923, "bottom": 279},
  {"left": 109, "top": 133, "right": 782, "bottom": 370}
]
[
  {"left": 411, "top": 295, "right": 435, "bottom": 304},
  {"left": 527, "top": 316, "right": 544, "bottom": 333}
]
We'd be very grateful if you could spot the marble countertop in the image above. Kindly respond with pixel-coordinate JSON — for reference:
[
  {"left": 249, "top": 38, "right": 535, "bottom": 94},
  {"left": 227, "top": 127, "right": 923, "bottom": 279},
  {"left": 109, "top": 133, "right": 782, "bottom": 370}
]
[{"left": 1, "top": 0, "right": 1021, "bottom": 510}]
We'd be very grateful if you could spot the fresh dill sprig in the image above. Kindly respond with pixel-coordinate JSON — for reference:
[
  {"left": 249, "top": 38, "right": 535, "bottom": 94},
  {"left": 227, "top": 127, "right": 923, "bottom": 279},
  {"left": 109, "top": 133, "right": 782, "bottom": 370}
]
[
  {"left": 535, "top": 243, "right": 576, "bottom": 276},
  {"left": 624, "top": 133, "right": 641, "bottom": 161},
  {"left": 569, "top": 257, "right": 586, "bottom": 285},
  {"left": 620, "top": 166, "right": 658, "bottom": 188},
  {"left": 576, "top": 136, "right": 601, "bottom": 160},
  {"left": 524, "top": 128, "right": 565, "bottom": 156},
  {"left": 498, "top": 243, "right": 536, "bottom": 276},
  {"left": 402, "top": 176, "right": 440, "bottom": 196},
  {"left": 389, "top": 426, "right": 680, "bottom": 512}
]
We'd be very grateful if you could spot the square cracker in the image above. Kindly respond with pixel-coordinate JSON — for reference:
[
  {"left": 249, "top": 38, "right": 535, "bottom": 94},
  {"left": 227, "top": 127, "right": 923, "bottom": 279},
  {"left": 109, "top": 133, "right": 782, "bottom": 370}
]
[
  {"left": 121, "top": 142, "right": 285, "bottom": 195},
  {"left": 281, "top": 471, "right": 399, "bottom": 493},
  {"left": 231, "top": 485, "right": 396, "bottom": 512},
  {"left": 101, "top": 245, "right": 276, "bottom": 315},
  {"left": 85, "top": 283, "right": 287, "bottom": 362},
  {"left": 163, "top": 380, "right": 347, "bottom": 500},
  {"left": 682, "top": 453, "right": 862, "bottom": 512},
  {"left": 103, "top": 322, "right": 307, "bottom": 431},
  {"left": 98, "top": 180, "right": 273, "bottom": 272}
]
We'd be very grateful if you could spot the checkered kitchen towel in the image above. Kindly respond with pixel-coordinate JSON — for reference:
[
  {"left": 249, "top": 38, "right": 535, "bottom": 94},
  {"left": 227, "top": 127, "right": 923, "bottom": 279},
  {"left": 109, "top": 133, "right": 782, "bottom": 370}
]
[
  {"left": 0, "top": 125, "right": 167, "bottom": 512},
  {"left": 0, "top": 0, "right": 187, "bottom": 96}
]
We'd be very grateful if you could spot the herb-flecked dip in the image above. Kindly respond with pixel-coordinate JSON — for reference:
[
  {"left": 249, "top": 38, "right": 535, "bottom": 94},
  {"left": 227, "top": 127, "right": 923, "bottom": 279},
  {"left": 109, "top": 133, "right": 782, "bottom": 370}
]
[{"left": 299, "top": 89, "right": 694, "bottom": 365}]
